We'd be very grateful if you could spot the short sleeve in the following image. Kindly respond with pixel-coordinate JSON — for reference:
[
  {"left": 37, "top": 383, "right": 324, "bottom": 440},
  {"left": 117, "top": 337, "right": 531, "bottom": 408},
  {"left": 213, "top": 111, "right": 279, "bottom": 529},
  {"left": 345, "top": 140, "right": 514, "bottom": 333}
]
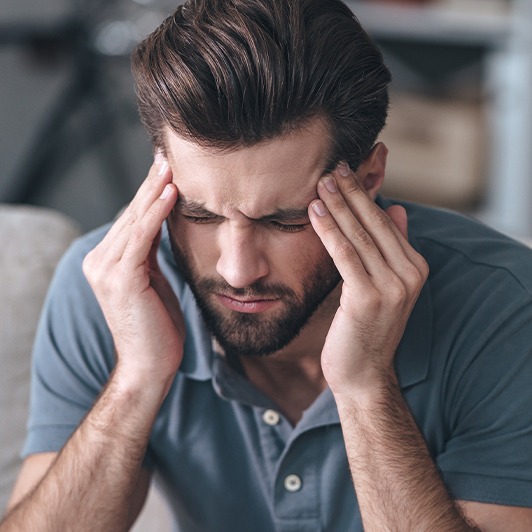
[
  {"left": 22, "top": 227, "right": 115, "bottom": 457},
  {"left": 436, "top": 278, "right": 532, "bottom": 507}
]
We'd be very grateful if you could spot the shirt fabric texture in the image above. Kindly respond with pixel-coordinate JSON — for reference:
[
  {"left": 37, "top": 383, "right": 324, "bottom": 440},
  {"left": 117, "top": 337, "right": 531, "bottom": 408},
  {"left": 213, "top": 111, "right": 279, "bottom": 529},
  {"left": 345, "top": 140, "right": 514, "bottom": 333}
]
[{"left": 23, "top": 198, "right": 532, "bottom": 531}]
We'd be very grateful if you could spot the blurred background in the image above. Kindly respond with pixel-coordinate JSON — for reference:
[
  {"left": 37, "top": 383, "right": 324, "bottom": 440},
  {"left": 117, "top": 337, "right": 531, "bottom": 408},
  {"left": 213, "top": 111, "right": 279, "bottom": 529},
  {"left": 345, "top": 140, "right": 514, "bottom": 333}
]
[{"left": 1, "top": 0, "right": 531, "bottom": 238}]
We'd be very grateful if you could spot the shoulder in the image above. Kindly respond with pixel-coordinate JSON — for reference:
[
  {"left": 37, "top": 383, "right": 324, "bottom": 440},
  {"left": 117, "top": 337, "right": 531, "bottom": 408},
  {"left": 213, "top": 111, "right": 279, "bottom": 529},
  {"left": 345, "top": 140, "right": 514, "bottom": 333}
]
[
  {"left": 396, "top": 200, "right": 532, "bottom": 419},
  {"left": 53, "top": 223, "right": 112, "bottom": 282},
  {"left": 393, "top": 202, "right": 532, "bottom": 506},
  {"left": 394, "top": 199, "right": 532, "bottom": 297}
]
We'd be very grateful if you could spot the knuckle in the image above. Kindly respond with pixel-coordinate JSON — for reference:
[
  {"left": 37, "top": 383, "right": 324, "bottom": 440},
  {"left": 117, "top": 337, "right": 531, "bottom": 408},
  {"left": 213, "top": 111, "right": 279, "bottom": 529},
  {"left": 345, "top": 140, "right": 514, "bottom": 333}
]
[
  {"left": 343, "top": 177, "right": 362, "bottom": 195},
  {"left": 82, "top": 250, "right": 100, "bottom": 284},
  {"left": 370, "top": 209, "right": 391, "bottom": 228},
  {"left": 315, "top": 214, "right": 339, "bottom": 238},
  {"left": 116, "top": 206, "right": 136, "bottom": 229},
  {"left": 418, "top": 256, "right": 430, "bottom": 279},
  {"left": 328, "top": 193, "right": 350, "bottom": 214},
  {"left": 352, "top": 226, "right": 372, "bottom": 246},
  {"left": 335, "top": 240, "right": 356, "bottom": 261},
  {"left": 386, "top": 279, "right": 407, "bottom": 304},
  {"left": 82, "top": 252, "right": 93, "bottom": 274},
  {"left": 321, "top": 220, "right": 340, "bottom": 236},
  {"left": 405, "top": 259, "right": 429, "bottom": 288},
  {"left": 129, "top": 223, "right": 147, "bottom": 246}
]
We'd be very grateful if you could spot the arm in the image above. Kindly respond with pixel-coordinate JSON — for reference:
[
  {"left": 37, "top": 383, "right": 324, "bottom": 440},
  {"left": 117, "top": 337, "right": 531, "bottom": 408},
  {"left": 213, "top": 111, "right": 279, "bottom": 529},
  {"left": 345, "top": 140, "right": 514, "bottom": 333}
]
[
  {"left": 6, "top": 453, "right": 150, "bottom": 522},
  {"left": 1, "top": 154, "right": 182, "bottom": 531},
  {"left": 5, "top": 448, "right": 151, "bottom": 530},
  {"left": 308, "top": 160, "right": 532, "bottom": 530}
]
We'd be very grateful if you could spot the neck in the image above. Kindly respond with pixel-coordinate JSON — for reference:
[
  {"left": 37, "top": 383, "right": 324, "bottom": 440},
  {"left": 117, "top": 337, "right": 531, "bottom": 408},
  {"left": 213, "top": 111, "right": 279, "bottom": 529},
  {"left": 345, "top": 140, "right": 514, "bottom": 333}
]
[{"left": 238, "top": 283, "right": 341, "bottom": 424}]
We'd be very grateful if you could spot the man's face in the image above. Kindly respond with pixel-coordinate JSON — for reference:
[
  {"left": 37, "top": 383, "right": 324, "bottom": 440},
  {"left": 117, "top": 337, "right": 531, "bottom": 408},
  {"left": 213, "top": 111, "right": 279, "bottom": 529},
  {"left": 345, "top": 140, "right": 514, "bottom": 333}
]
[{"left": 165, "top": 119, "right": 341, "bottom": 357}]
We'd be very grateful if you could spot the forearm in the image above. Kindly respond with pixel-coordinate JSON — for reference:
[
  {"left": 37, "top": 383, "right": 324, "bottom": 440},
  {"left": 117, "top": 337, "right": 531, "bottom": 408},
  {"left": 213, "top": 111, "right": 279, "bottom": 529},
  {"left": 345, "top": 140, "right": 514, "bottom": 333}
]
[
  {"left": 1, "top": 370, "right": 166, "bottom": 532},
  {"left": 335, "top": 373, "right": 479, "bottom": 532}
]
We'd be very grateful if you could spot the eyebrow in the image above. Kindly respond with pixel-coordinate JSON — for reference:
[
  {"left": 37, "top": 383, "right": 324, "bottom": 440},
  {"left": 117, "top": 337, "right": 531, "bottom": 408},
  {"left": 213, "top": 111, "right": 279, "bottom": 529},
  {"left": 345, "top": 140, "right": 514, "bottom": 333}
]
[{"left": 175, "top": 195, "right": 311, "bottom": 223}]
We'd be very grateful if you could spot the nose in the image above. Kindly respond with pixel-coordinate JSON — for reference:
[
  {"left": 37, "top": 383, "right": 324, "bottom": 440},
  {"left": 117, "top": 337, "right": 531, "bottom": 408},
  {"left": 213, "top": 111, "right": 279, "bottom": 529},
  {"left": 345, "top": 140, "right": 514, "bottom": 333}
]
[{"left": 216, "top": 224, "right": 269, "bottom": 289}]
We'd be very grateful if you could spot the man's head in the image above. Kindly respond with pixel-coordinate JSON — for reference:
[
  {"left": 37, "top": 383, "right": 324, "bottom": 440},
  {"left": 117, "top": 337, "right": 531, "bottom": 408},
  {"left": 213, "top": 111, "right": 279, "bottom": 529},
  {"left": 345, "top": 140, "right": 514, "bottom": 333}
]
[
  {"left": 131, "top": 0, "right": 391, "bottom": 172},
  {"left": 131, "top": 0, "right": 391, "bottom": 357}
]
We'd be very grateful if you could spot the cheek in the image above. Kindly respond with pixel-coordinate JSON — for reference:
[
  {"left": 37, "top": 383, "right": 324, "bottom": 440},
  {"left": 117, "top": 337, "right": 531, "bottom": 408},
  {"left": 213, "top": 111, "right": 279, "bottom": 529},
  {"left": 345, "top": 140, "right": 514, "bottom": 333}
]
[
  {"left": 167, "top": 216, "right": 218, "bottom": 271},
  {"left": 294, "top": 226, "right": 327, "bottom": 256},
  {"left": 271, "top": 229, "right": 329, "bottom": 279},
  {"left": 181, "top": 225, "right": 220, "bottom": 268}
]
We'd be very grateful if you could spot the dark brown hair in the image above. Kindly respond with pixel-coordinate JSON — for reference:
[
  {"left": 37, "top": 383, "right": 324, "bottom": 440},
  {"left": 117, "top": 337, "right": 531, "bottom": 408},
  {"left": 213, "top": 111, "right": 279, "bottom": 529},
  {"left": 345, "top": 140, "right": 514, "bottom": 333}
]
[{"left": 131, "top": 0, "right": 391, "bottom": 170}]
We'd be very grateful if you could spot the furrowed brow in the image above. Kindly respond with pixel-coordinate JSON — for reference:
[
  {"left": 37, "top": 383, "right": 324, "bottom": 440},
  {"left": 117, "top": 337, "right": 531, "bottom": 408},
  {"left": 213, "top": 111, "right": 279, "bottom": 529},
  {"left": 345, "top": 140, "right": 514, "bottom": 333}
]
[
  {"left": 174, "top": 195, "right": 310, "bottom": 222},
  {"left": 259, "top": 207, "right": 311, "bottom": 223},
  {"left": 175, "top": 196, "right": 220, "bottom": 218}
]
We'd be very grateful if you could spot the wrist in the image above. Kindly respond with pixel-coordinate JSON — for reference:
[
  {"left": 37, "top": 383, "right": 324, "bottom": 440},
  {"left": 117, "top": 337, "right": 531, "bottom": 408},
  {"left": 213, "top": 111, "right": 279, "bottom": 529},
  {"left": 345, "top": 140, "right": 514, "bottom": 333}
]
[
  {"left": 81, "top": 368, "right": 172, "bottom": 450},
  {"left": 111, "top": 361, "right": 176, "bottom": 409},
  {"left": 331, "top": 368, "right": 400, "bottom": 413}
]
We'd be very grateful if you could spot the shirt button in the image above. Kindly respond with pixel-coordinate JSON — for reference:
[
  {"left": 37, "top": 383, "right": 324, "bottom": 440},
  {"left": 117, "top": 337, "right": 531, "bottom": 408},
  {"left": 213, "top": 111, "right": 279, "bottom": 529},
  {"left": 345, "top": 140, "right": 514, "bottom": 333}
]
[
  {"left": 284, "top": 474, "right": 302, "bottom": 492},
  {"left": 262, "top": 409, "right": 280, "bottom": 426}
]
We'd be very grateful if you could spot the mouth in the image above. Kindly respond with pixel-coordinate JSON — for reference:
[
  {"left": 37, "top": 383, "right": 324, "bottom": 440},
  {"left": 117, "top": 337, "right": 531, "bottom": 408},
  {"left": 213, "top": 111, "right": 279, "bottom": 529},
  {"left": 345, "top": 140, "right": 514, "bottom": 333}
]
[{"left": 215, "top": 293, "right": 280, "bottom": 314}]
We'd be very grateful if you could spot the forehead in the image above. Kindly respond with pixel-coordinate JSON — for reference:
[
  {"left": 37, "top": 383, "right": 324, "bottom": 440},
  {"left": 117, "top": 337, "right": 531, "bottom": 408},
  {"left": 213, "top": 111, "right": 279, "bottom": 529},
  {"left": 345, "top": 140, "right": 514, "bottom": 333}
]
[{"left": 164, "top": 120, "right": 332, "bottom": 217}]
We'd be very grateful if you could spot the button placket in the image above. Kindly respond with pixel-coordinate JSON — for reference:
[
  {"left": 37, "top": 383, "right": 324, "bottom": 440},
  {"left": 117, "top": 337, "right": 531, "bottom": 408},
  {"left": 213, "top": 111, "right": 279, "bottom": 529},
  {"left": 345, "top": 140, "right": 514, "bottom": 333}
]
[{"left": 273, "top": 435, "right": 321, "bottom": 522}]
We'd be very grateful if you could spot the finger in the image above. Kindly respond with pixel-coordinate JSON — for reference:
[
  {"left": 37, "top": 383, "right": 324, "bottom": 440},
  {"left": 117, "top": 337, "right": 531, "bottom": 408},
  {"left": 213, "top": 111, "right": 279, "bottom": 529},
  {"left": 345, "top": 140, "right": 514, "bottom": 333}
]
[
  {"left": 129, "top": 152, "right": 173, "bottom": 220},
  {"left": 308, "top": 198, "right": 371, "bottom": 284},
  {"left": 331, "top": 165, "right": 426, "bottom": 277},
  {"left": 327, "top": 168, "right": 407, "bottom": 265},
  {"left": 381, "top": 204, "right": 429, "bottom": 276},
  {"left": 98, "top": 156, "right": 173, "bottom": 261},
  {"left": 316, "top": 175, "right": 394, "bottom": 279},
  {"left": 148, "top": 230, "right": 186, "bottom": 338},
  {"left": 147, "top": 227, "right": 163, "bottom": 279},
  {"left": 111, "top": 154, "right": 171, "bottom": 234},
  {"left": 121, "top": 182, "right": 178, "bottom": 266}
]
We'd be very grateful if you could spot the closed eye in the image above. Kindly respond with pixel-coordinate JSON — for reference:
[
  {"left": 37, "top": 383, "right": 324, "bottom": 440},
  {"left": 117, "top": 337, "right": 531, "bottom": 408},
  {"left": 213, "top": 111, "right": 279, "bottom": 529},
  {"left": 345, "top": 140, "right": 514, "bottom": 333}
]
[
  {"left": 182, "top": 215, "right": 222, "bottom": 224},
  {"left": 269, "top": 221, "right": 309, "bottom": 233}
]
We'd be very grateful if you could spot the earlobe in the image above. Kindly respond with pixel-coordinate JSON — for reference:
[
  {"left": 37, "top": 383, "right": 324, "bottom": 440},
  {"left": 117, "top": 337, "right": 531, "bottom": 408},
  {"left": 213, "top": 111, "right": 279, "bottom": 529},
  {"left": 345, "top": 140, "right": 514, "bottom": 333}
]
[{"left": 360, "top": 142, "right": 388, "bottom": 199}]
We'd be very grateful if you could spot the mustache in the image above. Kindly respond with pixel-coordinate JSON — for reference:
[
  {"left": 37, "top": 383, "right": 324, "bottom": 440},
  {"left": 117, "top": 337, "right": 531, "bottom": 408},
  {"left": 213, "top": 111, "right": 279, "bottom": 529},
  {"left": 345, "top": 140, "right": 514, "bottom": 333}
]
[{"left": 197, "top": 278, "right": 297, "bottom": 300}]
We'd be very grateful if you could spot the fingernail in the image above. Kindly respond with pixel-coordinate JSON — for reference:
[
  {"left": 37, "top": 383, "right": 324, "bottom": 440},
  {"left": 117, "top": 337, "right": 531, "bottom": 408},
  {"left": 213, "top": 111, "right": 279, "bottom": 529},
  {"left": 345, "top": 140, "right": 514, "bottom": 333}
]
[
  {"left": 160, "top": 184, "right": 172, "bottom": 199},
  {"left": 323, "top": 176, "right": 337, "bottom": 193},
  {"left": 154, "top": 151, "right": 164, "bottom": 164},
  {"left": 337, "top": 162, "right": 350, "bottom": 177},
  {"left": 158, "top": 160, "right": 169, "bottom": 176},
  {"left": 312, "top": 200, "right": 328, "bottom": 217}
]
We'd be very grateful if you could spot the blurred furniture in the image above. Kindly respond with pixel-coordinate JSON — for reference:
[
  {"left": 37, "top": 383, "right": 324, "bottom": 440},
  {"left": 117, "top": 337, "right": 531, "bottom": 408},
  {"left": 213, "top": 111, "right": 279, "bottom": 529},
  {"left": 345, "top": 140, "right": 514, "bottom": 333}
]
[
  {"left": 0, "top": 0, "right": 179, "bottom": 230},
  {"left": 0, "top": 204, "right": 81, "bottom": 510},
  {"left": 0, "top": 0, "right": 136, "bottom": 205},
  {"left": 349, "top": 0, "right": 532, "bottom": 238},
  {"left": 0, "top": 204, "right": 171, "bottom": 530}
]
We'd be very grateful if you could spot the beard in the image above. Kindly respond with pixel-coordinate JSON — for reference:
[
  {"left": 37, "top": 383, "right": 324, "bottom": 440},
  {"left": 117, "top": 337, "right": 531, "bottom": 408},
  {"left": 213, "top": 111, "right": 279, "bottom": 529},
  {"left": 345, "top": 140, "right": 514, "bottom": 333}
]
[{"left": 167, "top": 226, "right": 341, "bottom": 358}]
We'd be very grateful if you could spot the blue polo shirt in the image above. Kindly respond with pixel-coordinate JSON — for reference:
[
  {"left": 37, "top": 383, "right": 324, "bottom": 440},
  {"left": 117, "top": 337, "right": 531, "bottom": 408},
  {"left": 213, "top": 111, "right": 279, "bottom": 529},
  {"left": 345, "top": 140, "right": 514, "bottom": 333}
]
[{"left": 23, "top": 198, "right": 532, "bottom": 531}]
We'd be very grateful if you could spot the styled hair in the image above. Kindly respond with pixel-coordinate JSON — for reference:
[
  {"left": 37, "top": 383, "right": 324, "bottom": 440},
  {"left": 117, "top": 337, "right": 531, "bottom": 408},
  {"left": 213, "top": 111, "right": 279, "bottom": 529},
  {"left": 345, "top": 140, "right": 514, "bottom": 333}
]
[{"left": 131, "top": 0, "right": 391, "bottom": 170}]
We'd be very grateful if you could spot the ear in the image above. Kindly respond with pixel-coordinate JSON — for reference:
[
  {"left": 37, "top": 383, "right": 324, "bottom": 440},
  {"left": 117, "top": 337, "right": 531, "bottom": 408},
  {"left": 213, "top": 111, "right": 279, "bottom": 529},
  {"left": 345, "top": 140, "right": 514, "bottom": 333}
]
[{"left": 357, "top": 142, "right": 388, "bottom": 199}]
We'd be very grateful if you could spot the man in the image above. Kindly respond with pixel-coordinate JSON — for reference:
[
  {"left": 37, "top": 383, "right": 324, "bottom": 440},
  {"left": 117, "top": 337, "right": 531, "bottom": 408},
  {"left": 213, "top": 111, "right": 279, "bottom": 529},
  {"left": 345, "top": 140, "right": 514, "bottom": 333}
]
[{"left": 2, "top": 0, "right": 532, "bottom": 530}]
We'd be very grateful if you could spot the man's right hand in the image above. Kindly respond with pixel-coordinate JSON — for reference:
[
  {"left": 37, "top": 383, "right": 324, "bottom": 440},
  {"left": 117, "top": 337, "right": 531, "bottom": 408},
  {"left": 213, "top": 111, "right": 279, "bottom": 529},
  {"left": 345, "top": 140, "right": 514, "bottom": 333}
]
[
  {"left": 83, "top": 153, "right": 184, "bottom": 394},
  {"left": 1, "top": 155, "right": 181, "bottom": 532}
]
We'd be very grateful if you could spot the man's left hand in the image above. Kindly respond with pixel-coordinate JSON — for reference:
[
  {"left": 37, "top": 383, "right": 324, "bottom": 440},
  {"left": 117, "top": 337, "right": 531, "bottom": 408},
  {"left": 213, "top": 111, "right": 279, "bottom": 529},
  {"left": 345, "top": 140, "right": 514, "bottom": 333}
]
[{"left": 308, "top": 162, "right": 429, "bottom": 398}]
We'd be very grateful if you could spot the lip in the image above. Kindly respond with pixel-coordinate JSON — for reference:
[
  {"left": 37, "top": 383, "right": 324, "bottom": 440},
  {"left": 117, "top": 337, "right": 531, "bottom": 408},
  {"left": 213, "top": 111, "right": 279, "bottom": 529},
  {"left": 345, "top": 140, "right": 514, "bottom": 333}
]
[{"left": 216, "top": 294, "right": 280, "bottom": 314}]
